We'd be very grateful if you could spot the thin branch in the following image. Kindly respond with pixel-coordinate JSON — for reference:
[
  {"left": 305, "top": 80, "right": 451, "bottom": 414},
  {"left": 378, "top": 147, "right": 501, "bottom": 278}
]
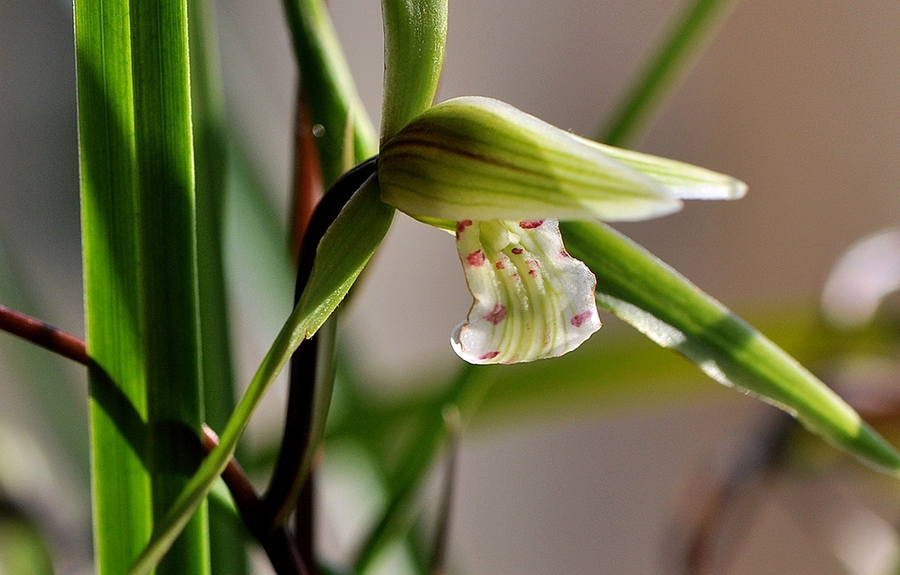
[
  {"left": 665, "top": 410, "right": 793, "bottom": 574},
  {"left": 0, "top": 304, "right": 88, "bottom": 365},
  {"left": 202, "top": 426, "right": 310, "bottom": 575},
  {"left": 262, "top": 157, "right": 377, "bottom": 525},
  {"left": 0, "top": 305, "right": 312, "bottom": 574}
]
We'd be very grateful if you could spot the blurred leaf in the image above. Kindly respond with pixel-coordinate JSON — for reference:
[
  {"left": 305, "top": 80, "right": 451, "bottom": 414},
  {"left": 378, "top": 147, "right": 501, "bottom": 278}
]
[
  {"left": 187, "top": 0, "right": 247, "bottom": 569},
  {"left": 561, "top": 220, "right": 900, "bottom": 474},
  {"left": 0, "top": 515, "right": 54, "bottom": 575}
]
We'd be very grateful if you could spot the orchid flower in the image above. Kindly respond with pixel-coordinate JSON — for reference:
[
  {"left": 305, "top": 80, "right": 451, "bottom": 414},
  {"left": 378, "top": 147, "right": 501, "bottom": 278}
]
[{"left": 376, "top": 96, "right": 746, "bottom": 364}]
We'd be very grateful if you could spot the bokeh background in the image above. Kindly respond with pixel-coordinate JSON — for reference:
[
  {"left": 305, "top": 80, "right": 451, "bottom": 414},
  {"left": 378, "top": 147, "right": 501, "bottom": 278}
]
[{"left": 2, "top": 0, "right": 900, "bottom": 573}]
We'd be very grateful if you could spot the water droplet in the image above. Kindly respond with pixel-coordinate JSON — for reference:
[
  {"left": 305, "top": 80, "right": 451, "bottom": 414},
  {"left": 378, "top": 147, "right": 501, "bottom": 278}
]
[{"left": 312, "top": 124, "right": 325, "bottom": 137}]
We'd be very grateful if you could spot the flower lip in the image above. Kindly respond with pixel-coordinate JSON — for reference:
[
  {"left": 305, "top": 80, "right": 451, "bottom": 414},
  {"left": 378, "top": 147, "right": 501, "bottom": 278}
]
[{"left": 451, "top": 219, "right": 601, "bottom": 364}]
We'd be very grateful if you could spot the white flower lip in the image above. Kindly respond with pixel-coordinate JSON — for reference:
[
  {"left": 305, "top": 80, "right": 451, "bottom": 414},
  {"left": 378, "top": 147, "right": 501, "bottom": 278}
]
[{"left": 450, "top": 219, "right": 601, "bottom": 364}]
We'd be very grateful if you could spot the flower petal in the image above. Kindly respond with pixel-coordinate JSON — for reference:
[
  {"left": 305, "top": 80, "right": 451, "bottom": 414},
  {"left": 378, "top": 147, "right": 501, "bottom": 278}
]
[
  {"left": 575, "top": 136, "right": 747, "bottom": 200},
  {"left": 379, "top": 96, "right": 682, "bottom": 222},
  {"left": 451, "top": 219, "right": 601, "bottom": 364}
]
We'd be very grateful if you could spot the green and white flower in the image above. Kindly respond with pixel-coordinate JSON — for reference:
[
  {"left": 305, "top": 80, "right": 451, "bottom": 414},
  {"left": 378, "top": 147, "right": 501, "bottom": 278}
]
[{"left": 377, "top": 96, "right": 746, "bottom": 364}]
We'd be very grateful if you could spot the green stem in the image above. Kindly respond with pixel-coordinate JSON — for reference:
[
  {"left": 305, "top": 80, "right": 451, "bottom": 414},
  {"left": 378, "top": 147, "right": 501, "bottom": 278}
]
[{"left": 598, "top": 0, "right": 741, "bottom": 147}]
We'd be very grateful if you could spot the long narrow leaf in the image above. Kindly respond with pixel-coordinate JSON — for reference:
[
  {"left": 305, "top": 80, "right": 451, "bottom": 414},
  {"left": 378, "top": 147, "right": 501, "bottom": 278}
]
[
  {"left": 130, "top": 0, "right": 209, "bottom": 568},
  {"left": 129, "top": 172, "right": 394, "bottom": 574},
  {"left": 561, "top": 221, "right": 900, "bottom": 474},
  {"left": 74, "top": 0, "right": 152, "bottom": 571},
  {"left": 76, "top": 0, "right": 209, "bottom": 569}
]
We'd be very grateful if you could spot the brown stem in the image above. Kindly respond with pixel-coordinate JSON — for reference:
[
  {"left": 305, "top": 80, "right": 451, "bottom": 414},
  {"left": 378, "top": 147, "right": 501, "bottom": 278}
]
[
  {"left": 262, "top": 158, "right": 376, "bottom": 523},
  {"left": 0, "top": 306, "right": 313, "bottom": 574},
  {"left": 289, "top": 86, "right": 324, "bottom": 264},
  {"left": 202, "top": 426, "right": 310, "bottom": 575},
  {"left": 0, "top": 304, "right": 88, "bottom": 365}
]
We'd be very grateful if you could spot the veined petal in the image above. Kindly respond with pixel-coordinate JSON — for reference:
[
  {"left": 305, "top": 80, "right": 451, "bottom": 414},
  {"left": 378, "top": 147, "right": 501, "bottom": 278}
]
[
  {"left": 575, "top": 136, "right": 747, "bottom": 200},
  {"left": 379, "top": 96, "right": 683, "bottom": 222},
  {"left": 451, "top": 219, "right": 601, "bottom": 364}
]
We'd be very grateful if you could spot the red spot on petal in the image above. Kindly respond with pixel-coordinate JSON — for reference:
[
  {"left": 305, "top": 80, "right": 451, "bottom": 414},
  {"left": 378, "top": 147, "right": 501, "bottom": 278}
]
[
  {"left": 511, "top": 273, "right": 520, "bottom": 281},
  {"left": 528, "top": 269, "right": 538, "bottom": 277},
  {"left": 467, "top": 250, "right": 485, "bottom": 266},
  {"left": 456, "top": 220, "right": 473, "bottom": 240},
  {"left": 496, "top": 261, "right": 505, "bottom": 270},
  {"left": 511, "top": 247, "right": 524, "bottom": 255},
  {"left": 560, "top": 249, "right": 571, "bottom": 258},
  {"left": 570, "top": 311, "right": 594, "bottom": 327},
  {"left": 483, "top": 303, "right": 507, "bottom": 325},
  {"left": 479, "top": 351, "right": 500, "bottom": 360},
  {"left": 519, "top": 220, "right": 544, "bottom": 229}
]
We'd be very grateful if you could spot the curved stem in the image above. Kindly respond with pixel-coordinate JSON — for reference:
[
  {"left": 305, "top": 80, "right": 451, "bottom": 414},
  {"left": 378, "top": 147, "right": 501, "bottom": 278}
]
[
  {"left": 262, "top": 158, "right": 377, "bottom": 529},
  {"left": 598, "top": 0, "right": 741, "bottom": 147},
  {"left": 200, "top": 427, "right": 309, "bottom": 575},
  {"left": 0, "top": 305, "right": 88, "bottom": 365}
]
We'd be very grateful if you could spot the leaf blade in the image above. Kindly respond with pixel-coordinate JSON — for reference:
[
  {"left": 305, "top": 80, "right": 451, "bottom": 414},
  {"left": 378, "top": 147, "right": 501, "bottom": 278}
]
[{"left": 560, "top": 220, "right": 900, "bottom": 474}]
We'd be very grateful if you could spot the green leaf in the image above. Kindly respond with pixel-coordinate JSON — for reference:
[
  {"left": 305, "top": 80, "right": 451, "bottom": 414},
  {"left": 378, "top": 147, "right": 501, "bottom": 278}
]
[
  {"left": 76, "top": 0, "right": 209, "bottom": 569},
  {"left": 380, "top": 0, "right": 448, "bottom": 144},
  {"left": 129, "top": 170, "right": 394, "bottom": 575},
  {"left": 560, "top": 221, "right": 900, "bottom": 474},
  {"left": 379, "top": 97, "right": 743, "bottom": 222},
  {"left": 297, "top": 177, "right": 395, "bottom": 337},
  {"left": 74, "top": 0, "right": 151, "bottom": 572}
]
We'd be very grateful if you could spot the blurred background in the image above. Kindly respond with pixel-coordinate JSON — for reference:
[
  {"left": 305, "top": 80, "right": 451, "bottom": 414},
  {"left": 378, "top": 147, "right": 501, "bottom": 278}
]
[{"left": 2, "top": 0, "right": 900, "bottom": 573}]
